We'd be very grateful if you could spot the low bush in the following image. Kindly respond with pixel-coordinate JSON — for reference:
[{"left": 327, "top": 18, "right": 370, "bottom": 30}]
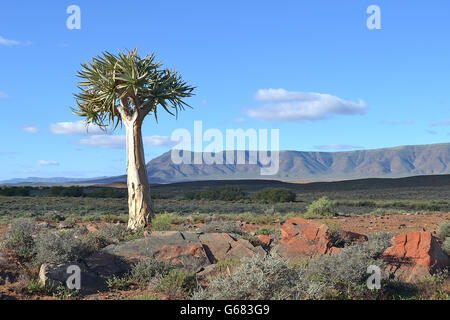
[
  {"left": 305, "top": 196, "right": 337, "bottom": 218},
  {"left": 158, "top": 269, "right": 197, "bottom": 297},
  {"left": 129, "top": 259, "right": 175, "bottom": 285},
  {"left": 442, "top": 238, "right": 450, "bottom": 256},
  {"left": 34, "top": 229, "right": 90, "bottom": 265},
  {"left": 252, "top": 188, "right": 296, "bottom": 203},
  {"left": 438, "top": 221, "right": 450, "bottom": 239},
  {"left": 192, "top": 255, "right": 305, "bottom": 300},
  {"left": 2, "top": 218, "right": 36, "bottom": 259},
  {"left": 305, "top": 232, "right": 393, "bottom": 299},
  {"left": 152, "top": 213, "right": 174, "bottom": 231}
]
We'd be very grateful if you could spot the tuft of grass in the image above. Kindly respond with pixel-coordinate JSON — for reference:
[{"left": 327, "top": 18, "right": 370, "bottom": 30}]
[
  {"left": 217, "top": 258, "right": 241, "bottom": 271},
  {"left": 106, "top": 275, "right": 132, "bottom": 290},
  {"left": 254, "top": 227, "right": 280, "bottom": 237},
  {"left": 151, "top": 213, "right": 186, "bottom": 231},
  {"left": 158, "top": 269, "right": 197, "bottom": 297}
]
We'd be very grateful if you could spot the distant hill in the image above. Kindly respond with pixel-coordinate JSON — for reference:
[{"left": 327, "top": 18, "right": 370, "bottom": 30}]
[
  {"left": 84, "top": 142, "right": 450, "bottom": 184},
  {"left": 2, "top": 143, "right": 449, "bottom": 185}
]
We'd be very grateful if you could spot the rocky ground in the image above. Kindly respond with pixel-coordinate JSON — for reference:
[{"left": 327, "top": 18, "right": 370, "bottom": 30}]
[{"left": 0, "top": 212, "right": 449, "bottom": 300}]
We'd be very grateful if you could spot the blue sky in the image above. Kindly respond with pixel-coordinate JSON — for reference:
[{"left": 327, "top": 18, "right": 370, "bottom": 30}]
[{"left": 0, "top": 0, "right": 449, "bottom": 180}]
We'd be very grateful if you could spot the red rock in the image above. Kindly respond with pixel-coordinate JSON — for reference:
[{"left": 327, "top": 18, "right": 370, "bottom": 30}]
[
  {"left": 274, "top": 217, "right": 334, "bottom": 260},
  {"left": 255, "top": 235, "right": 272, "bottom": 247},
  {"left": 340, "top": 230, "right": 368, "bottom": 243},
  {"left": 382, "top": 231, "right": 450, "bottom": 282}
]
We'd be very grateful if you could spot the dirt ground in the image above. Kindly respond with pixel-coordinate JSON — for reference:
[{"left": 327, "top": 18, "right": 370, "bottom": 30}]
[{"left": 241, "top": 212, "right": 450, "bottom": 236}]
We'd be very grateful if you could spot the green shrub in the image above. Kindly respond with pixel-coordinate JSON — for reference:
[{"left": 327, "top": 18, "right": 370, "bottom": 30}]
[
  {"left": 158, "top": 269, "right": 197, "bottom": 296},
  {"left": 25, "top": 279, "right": 53, "bottom": 295},
  {"left": 42, "top": 211, "right": 65, "bottom": 222},
  {"left": 106, "top": 275, "right": 132, "bottom": 290},
  {"left": 192, "top": 255, "right": 305, "bottom": 300},
  {"left": 2, "top": 218, "right": 36, "bottom": 258},
  {"left": 305, "top": 196, "right": 337, "bottom": 218},
  {"left": 253, "top": 188, "right": 296, "bottom": 203},
  {"left": 442, "top": 238, "right": 450, "bottom": 256},
  {"left": 34, "top": 230, "right": 90, "bottom": 265},
  {"left": 152, "top": 213, "right": 174, "bottom": 231},
  {"left": 305, "top": 232, "right": 393, "bottom": 299},
  {"left": 129, "top": 259, "right": 175, "bottom": 285},
  {"left": 438, "top": 222, "right": 450, "bottom": 239}
]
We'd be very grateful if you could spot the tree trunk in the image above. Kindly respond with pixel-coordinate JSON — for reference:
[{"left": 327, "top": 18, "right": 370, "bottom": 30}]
[{"left": 124, "top": 117, "right": 154, "bottom": 230}]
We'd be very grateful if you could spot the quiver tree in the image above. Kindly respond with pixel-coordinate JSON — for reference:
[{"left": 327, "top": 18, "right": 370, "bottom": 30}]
[{"left": 72, "top": 49, "right": 194, "bottom": 230}]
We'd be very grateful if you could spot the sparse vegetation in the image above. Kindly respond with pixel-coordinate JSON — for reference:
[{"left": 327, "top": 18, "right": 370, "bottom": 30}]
[{"left": 0, "top": 178, "right": 448, "bottom": 301}]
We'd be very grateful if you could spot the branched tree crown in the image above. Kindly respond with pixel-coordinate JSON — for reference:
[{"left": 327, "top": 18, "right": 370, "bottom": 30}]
[{"left": 72, "top": 48, "right": 195, "bottom": 129}]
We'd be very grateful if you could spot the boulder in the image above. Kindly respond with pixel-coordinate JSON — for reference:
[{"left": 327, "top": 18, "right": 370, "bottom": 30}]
[
  {"left": 199, "top": 233, "right": 234, "bottom": 262},
  {"left": 272, "top": 217, "right": 334, "bottom": 260},
  {"left": 153, "top": 243, "right": 211, "bottom": 272},
  {"left": 39, "top": 262, "right": 106, "bottom": 293},
  {"left": 340, "top": 230, "right": 368, "bottom": 243},
  {"left": 199, "top": 233, "right": 265, "bottom": 262},
  {"left": 382, "top": 231, "right": 450, "bottom": 282}
]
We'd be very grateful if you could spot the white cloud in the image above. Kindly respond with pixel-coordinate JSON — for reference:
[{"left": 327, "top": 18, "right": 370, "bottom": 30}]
[
  {"left": 50, "top": 121, "right": 106, "bottom": 135},
  {"left": 38, "top": 160, "right": 59, "bottom": 166},
  {"left": 75, "top": 135, "right": 175, "bottom": 149},
  {"left": 247, "top": 89, "right": 367, "bottom": 122},
  {"left": 0, "top": 36, "right": 20, "bottom": 46},
  {"left": 21, "top": 125, "right": 39, "bottom": 134},
  {"left": 314, "top": 144, "right": 364, "bottom": 151}
]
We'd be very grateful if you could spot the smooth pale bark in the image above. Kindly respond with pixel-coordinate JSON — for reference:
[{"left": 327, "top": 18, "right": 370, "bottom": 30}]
[{"left": 123, "top": 115, "right": 154, "bottom": 230}]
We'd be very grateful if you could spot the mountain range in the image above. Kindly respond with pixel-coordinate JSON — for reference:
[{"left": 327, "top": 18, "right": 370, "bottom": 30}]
[{"left": 3, "top": 143, "right": 447, "bottom": 185}]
